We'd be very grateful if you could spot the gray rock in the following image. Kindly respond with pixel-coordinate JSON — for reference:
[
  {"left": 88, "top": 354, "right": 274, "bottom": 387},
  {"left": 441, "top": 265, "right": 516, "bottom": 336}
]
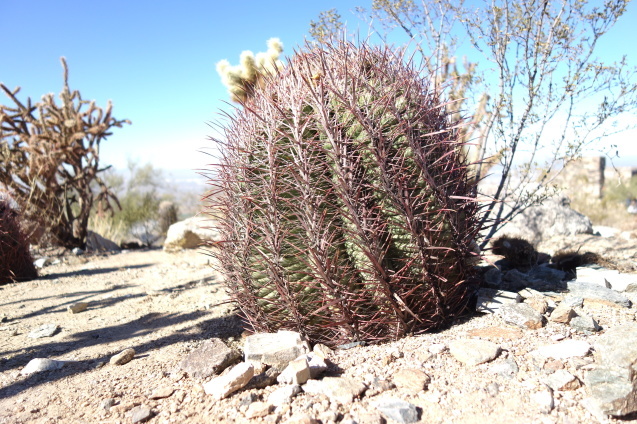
[
  {"left": 244, "top": 331, "right": 310, "bottom": 368},
  {"left": 21, "top": 358, "right": 67, "bottom": 375},
  {"left": 570, "top": 314, "right": 601, "bottom": 333},
  {"left": 163, "top": 216, "right": 219, "bottom": 252},
  {"left": 585, "top": 366, "right": 637, "bottom": 417},
  {"left": 268, "top": 384, "right": 301, "bottom": 406},
  {"left": 302, "top": 377, "right": 366, "bottom": 404},
  {"left": 86, "top": 231, "right": 121, "bottom": 253},
  {"left": 483, "top": 267, "right": 502, "bottom": 287},
  {"left": 179, "top": 338, "right": 240, "bottom": 380},
  {"left": 498, "top": 303, "right": 545, "bottom": 329},
  {"left": 28, "top": 323, "right": 59, "bottom": 339},
  {"left": 130, "top": 405, "right": 153, "bottom": 423},
  {"left": 491, "top": 196, "right": 593, "bottom": 244},
  {"left": 110, "top": 348, "right": 135, "bottom": 365},
  {"left": 566, "top": 281, "right": 631, "bottom": 308},
  {"left": 71, "top": 247, "right": 84, "bottom": 255},
  {"left": 374, "top": 398, "right": 420, "bottom": 424},
  {"left": 475, "top": 289, "right": 521, "bottom": 314},
  {"left": 563, "top": 295, "right": 584, "bottom": 308},
  {"left": 99, "top": 398, "right": 115, "bottom": 411},
  {"left": 594, "top": 323, "right": 637, "bottom": 368},
  {"left": 449, "top": 339, "right": 500, "bottom": 366},
  {"left": 544, "top": 369, "right": 581, "bottom": 391},
  {"left": 501, "top": 267, "right": 566, "bottom": 292},
  {"left": 533, "top": 339, "right": 591, "bottom": 360},
  {"left": 489, "top": 358, "right": 519, "bottom": 379},
  {"left": 203, "top": 362, "right": 254, "bottom": 400}
]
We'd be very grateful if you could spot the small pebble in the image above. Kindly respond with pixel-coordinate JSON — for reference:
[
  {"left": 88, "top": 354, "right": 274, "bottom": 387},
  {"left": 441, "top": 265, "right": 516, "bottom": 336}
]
[{"left": 110, "top": 348, "right": 135, "bottom": 365}]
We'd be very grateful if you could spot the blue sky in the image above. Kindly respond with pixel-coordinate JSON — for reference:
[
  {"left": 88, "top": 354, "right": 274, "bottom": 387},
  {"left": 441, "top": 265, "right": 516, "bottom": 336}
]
[{"left": 1, "top": 0, "right": 636, "bottom": 178}]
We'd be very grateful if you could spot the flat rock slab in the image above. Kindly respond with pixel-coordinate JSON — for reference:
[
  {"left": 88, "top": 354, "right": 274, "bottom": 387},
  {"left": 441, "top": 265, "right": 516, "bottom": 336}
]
[
  {"left": 21, "top": 358, "right": 67, "bottom": 375},
  {"left": 302, "top": 377, "right": 366, "bottom": 404},
  {"left": 179, "top": 338, "right": 240, "bottom": 380},
  {"left": 576, "top": 267, "right": 637, "bottom": 292},
  {"left": 593, "top": 323, "right": 637, "bottom": 367},
  {"left": 533, "top": 339, "right": 591, "bottom": 360},
  {"left": 475, "top": 289, "right": 521, "bottom": 313},
  {"left": 244, "top": 331, "right": 310, "bottom": 368},
  {"left": 449, "top": 339, "right": 500, "bottom": 366},
  {"left": 203, "top": 362, "right": 254, "bottom": 400},
  {"left": 28, "top": 323, "right": 59, "bottom": 339},
  {"left": 567, "top": 281, "right": 631, "bottom": 308},
  {"left": 392, "top": 368, "right": 431, "bottom": 393},
  {"left": 498, "top": 303, "right": 545, "bottom": 329},
  {"left": 374, "top": 398, "right": 420, "bottom": 424}
]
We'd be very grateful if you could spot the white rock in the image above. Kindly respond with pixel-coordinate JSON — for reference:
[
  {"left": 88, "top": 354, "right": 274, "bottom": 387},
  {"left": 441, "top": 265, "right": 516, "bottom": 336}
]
[
  {"left": 534, "top": 339, "right": 591, "bottom": 360},
  {"left": 449, "top": 339, "right": 500, "bottom": 366},
  {"left": 163, "top": 217, "right": 219, "bottom": 252},
  {"left": 21, "top": 358, "right": 67, "bottom": 375},
  {"left": 531, "top": 389, "right": 554, "bottom": 413},
  {"left": 268, "top": 384, "right": 301, "bottom": 406},
  {"left": 476, "top": 289, "right": 522, "bottom": 313},
  {"left": 277, "top": 357, "right": 310, "bottom": 385},
  {"left": 244, "top": 331, "right": 310, "bottom": 368},
  {"left": 203, "top": 362, "right": 254, "bottom": 400}
]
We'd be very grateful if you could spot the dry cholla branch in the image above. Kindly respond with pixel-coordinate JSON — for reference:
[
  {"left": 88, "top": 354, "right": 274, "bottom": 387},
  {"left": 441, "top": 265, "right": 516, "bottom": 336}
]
[{"left": 0, "top": 57, "right": 130, "bottom": 248}]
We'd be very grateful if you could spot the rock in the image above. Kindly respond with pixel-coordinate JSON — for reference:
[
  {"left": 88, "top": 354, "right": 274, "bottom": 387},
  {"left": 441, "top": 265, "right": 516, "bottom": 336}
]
[
  {"left": 525, "top": 296, "right": 549, "bottom": 314},
  {"left": 449, "top": 339, "right": 500, "bottom": 366},
  {"left": 544, "top": 369, "right": 581, "bottom": 391},
  {"left": 576, "top": 266, "right": 637, "bottom": 292},
  {"left": 366, "top": 376, "right": 395, "bottom": 396},
  {"left": 28, "top": 323, "right": 59, "bottom": 338},
  {"left": 286, "top": 414, "right": 319, "bottom": 424},
  {"left": 428, "top": 343, "right": 447, "bottom": 354},
  {"left": 71, "top": 247, "right": 84, "bottom": 255},
  {"left": 393, "top": 369, "right": 430, "bottom": 393},
  {"left": 244, "top": 331, "right": 310, "bottom": 368},
  {"left": 566, "top": 281, "right": 631, "bottom": 308},
  {"left": 99, "top": 398, "right": 115, "bottom": 411},
  {"left": 277, "top": 357, "right": 311, "bottom": 385},
  {"left": 244, "top": 366, "right": 281, "bottom": 390},
  {"left": 482, "top": 267, "right": 502, "bottom": 287},
  {"left": 312, "top": 343, "right": 332, "bottom": 359},
  {"left": 548, "top": 303, "right": 576, "bottom": 323},
  {"left": 531, "top": 389, "right": 554, "bottom": 414},
  {"left": 149, "top": 386, "right": 174, "bottom": 399},
  {"left": 67, "top": 302, "right": 88, "bottom": 314},
  {"left": 302, "top": 377, "right": 366, "bottom": 404},
  {"left": 570, "top": 314, "right": 601, "bottom": 333},
  {"left": 163, "top": 216, "right": 219, "bottom": 252},
  {"left": 374, "top": 398, "right": 420, "bottom": 424},
  {"left": 21, "top": 358, "right": 67, "bottom": 375},
  {"left": 245, "top": 401, "right": 272, "bottom": 419},
  {"left": 33, "top": 257, "right": 52, "bottom": 269},
  {"left": 491, "top": 196, "right": 593, "bottom": 244},
  {"left": 293, "top": 352, "right": 328, "bottom": 379},
  {"left": 86, "top": 231, "right": 121, "bottom": 253},
  {"left": 130, "top": 405, "right": 153, "bottom": 423},
  {"left": 489, "top": 358, "right": 519, "bottom": 379},
  {"left": 110, "top": 348, "right": 135, "bottom": 365},
  {"left": 203, "top": 362, "right": 254, "bottom": 400},
  {"left": 563, "top": 295, "right": 584, "bottom": 308},
  {"left": 179, "top": 338, "right": 240, "bottom": 380},
  {"left": 268, "top": 384, "right": 301, "bottom": 406},
  {"left": 475, "top": 289, "right": 522, "bottom": 313},
  {"left": 534, "top": 340, "right": 591, "bottom": 360},
  {"left": 498, "top": 303, "right": 545, "bottom": 329},
  {"left": 584, "top": 323, "right": 637, "bottom": 417}
]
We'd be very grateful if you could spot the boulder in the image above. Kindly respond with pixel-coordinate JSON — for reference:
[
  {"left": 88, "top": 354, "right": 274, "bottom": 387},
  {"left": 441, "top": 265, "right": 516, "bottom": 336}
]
[
  {"left": 163, "top": 216, "right": 218, "bottom": 252},
  {"left": 86, "top": 231, "right": 121, "bottom": 253}
]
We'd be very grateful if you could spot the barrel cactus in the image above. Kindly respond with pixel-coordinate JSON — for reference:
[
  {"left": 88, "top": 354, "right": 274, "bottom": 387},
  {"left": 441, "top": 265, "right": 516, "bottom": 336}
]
[
  {"left": 207, "top": 42, "right": 482, "bottom": 347},
  {"left": 1, "top": 196, "right": 37, "bottom": 283}
]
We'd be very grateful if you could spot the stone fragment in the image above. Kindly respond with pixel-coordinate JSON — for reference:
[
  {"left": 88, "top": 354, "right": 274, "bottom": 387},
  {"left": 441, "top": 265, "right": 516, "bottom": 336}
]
[
  {"left": 498, "top": 303, "right": 545, "bottom": 329},
  {"left": 277, "top": 357, "right": 310, "bottom": 385},
  {"left": 531, "top": 390, "right": 554, "bottom": 414},
  {"left": 268, "top": 384, "right": 301, "bottom": 406},
  {"left": 567, "top": 281, "right": 631, "bottom": 308},
  {"left": 203, "top": 362, "right": 254, "bottom": 400},
  {"left": 475, "top": 288, "right": 521, "bottom": 313},
  {"left": 86, "top": 231, "right": 121, "bottom": 253},
  {"left": 489, "top": 358, "right": 519, "bottom": 379},
  {"left": 525, "top": 296, "right": 549, "bottom": 314},
  {"left": 67, "top": 302, "right": 88, "bottom": 314},
  {"left": 149, "top": 386, "right": 174, "bottom": 399},
  {"left": 294, "top": 352, "right": 329, "bottom": 379},
  {"left": 130, "top": 405, "right": 153, "bottom": 423},
  {"left": 562, "top": 295, "right": 584, "bottom": 308},
  {"left": 99, "top": 398, "right": 115, "bottom": 411},
  {"left": 543, "top": 359, "right": 565, "bottom": 372},
  {"left": 570, "top": 314, "right": 601, "bottom": 333},
  {"left": 544, "top": 369, "right": 581, "bottom": 391},
  {"left": 244, "top": 331, "right": 310, "bottom": 368},
  {"left": 110, "top": 348, "right": 135, "bottom": 365},
  {"left": 392, "top": 369, "right": 431, "bottom": 393},
  {"left": 179, "top": 338, "right": 240, "bottom": 379},
  {"left": 576, "top": 266, "right": 637, "bottom": 292},
  {"left": 548, "top": 303, "right": 576, "bottom": 323},
  {"left": 21, "top": 358, "right": 67, "bottom": 375},
  {"left": 163, "top": 216, "right": 219, "bottom": 252},
  {"left": 365, "top": 376, "right": 394, "bottom": 396},
  {"left": 245, "top": 401, "right": 272, "bottom": 419},
  {"left": 33, "top": 257, "right": 52, "bottom": 269},
  {"left": 374, "top": 398, "right": 420, "bottom": 424},
  {"left": 28, "top": 323, "right": 59, "bottom": 339},
  {"left": 302, "top": 377, "right": 366, "bottom": 404},
  {"left": 244, "top": 366, "right": 281, "bottom": 390},
  {"left": 449, "top": 339, "right": 500, "bottom": 366},
  {"left": 428, "top": 343, "right": 446, "bottom": 354},
  {"left": 501, "top": 267, "right": 566, "bottom": 292},
  {"left": 312, "top": 343, "right": 332, "bottom": 359},
  {"left": 534, "top": 340, "right": 590, "bottom": 360},
  {"left": 594, "top": 323, "right": 637, "bottom": 367}
]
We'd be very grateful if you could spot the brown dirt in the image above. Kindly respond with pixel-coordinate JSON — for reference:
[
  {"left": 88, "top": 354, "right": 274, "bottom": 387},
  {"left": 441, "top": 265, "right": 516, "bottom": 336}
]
[{"left": 0, "top": 242, "right": 636, "bottom": 424}]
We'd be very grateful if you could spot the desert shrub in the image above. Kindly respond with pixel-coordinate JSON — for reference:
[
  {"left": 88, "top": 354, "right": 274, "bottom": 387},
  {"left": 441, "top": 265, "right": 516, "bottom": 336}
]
[
  {"left": 0, "top": 58, "right": 129, "bottom": 248},
  {"left": 208, "top": 41, "right": 482, "bottom": 347},
  {"left": 0, "top": 196, "right": 37, "bottom": 283}
]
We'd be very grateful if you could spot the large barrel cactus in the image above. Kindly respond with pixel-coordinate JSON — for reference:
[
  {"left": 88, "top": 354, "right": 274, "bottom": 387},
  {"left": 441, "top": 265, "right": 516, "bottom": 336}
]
[{"left": 207, "top": 42, "right": 482, "bottom": 347}]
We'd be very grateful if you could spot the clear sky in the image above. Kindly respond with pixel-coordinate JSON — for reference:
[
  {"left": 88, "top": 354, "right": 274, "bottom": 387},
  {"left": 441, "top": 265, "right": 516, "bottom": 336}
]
[{"left": 1, "top": 0, "right": 636, "bottom": 177}]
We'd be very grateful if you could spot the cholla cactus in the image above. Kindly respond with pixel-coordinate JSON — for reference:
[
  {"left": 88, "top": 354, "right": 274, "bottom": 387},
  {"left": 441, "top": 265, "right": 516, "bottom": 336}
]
[
  {"left": 216, "top": 38, "right": 284, "bottom": 102},
  {"left": 207, "top": 41, "right": 482, "bottom": 347},
  {"left": 0, "top": 195, "right": 37, "bottom": 283}
]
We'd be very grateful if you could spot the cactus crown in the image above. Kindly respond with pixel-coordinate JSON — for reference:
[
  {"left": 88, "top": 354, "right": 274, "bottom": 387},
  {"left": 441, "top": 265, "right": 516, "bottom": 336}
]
[{"left": 207, "top": 41, "right": 482, "bottom": 347}]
